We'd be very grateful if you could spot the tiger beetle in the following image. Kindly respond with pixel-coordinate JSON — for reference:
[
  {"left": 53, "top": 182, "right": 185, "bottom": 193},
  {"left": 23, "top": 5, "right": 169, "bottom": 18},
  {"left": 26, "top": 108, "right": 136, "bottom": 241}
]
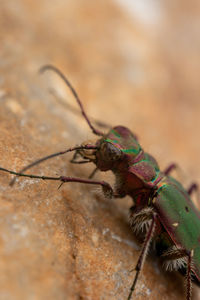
[{"left": 0, "top": 65, "right": 200, "bottom": 300}]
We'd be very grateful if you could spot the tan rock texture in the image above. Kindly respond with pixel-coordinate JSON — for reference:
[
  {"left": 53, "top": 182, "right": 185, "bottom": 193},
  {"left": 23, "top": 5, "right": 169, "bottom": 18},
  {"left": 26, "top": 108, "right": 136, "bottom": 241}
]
[{"left": 0, "top": 1, "right": 200, "bottom": 300}]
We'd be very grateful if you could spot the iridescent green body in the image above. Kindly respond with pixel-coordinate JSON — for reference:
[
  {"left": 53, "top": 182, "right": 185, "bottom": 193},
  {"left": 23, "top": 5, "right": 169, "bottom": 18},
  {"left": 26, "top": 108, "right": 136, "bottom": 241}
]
[
  {"left": 155, "top": 176, "right": 200, "bottom": 280},
  {"left": 95, "top": 125, "right": 200, "bottom": 283}
]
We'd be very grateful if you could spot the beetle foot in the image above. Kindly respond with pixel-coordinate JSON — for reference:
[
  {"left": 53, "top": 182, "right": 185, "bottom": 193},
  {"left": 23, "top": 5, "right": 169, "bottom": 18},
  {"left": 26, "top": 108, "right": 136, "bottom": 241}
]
[{"left": 102, "top": 182, "right": 113, "bottom": 199}]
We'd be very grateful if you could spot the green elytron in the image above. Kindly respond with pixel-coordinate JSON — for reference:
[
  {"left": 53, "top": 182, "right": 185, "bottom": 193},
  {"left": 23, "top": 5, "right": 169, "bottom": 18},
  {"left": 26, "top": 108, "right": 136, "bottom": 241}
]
[{"left": 0, "top": 65, "right": 199, "bottom": 300}]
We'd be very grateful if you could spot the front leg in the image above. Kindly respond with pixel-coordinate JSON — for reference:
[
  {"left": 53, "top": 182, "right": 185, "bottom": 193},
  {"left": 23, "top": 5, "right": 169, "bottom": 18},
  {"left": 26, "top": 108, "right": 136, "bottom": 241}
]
[{"left": 0, "top": 166, "right": 115, "bottom": 198}]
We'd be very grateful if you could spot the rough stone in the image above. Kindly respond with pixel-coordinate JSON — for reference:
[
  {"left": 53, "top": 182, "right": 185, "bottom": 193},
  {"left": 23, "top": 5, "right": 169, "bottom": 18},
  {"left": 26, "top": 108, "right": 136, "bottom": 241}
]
[{"left": 0, "top": 1, "right": 200, "bottom": 300}]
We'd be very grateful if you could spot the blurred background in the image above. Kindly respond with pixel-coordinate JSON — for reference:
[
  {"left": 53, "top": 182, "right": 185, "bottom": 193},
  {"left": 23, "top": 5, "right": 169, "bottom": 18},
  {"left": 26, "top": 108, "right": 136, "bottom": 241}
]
[{"left": 0, "top": 1, "right": 200, "bottom": 299}]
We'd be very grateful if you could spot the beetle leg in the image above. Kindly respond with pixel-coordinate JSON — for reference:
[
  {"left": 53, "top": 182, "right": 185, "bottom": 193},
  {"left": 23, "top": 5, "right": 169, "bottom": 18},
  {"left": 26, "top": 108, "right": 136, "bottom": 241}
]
[
  {"left": 162, "top": 246, "right": 193, "bottom": 300},
  {"left": 60, "top": 176, "right": 114, "bottom": 198},
  {"left": 164, "top": 163, "right": 177, "bottom": 175},
  {"left": 162, "top": 246, "right": 187, "bottom": 271},
  {"left": 88, "top": 167, "right": 98, "bottom": 179},
  {"left": 70, "top": 151, "right": 91, "bottom": 164},
  {"left": 9, "top": 144, "right": 98, "bottom": 186},
  {"left": 70, "top": 151, "right": 78, "bottom": 163},
  {"left": 127, "top": 213, "right": 157, "bottom": 300},
  {"left": 0, "top": 166, "right": 114, "bottom": 198},
  {"left": 187, "top": 183, "right": 200, "bottom": 209},
  {"left": 70, "top": 151, "right": 98, "bottom": 178},
  {"left": 164, "top": 164, "right": 187, "bottom": 183},
  {"left": 187, "top": 183, "right": 198, "bottom": 196},
  {"left": 186, "top": 251, "right": 193, "bottom": 300},
  {"left": 129, "top": 206, "right": 154, "bottom": 235},
  {"left": 70, "top": 159, "right": 91, "bottom": 164}
]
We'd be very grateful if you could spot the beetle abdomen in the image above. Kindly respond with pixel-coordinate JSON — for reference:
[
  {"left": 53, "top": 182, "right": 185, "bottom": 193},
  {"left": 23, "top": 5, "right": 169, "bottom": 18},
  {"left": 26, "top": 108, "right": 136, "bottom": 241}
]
[{"left": 154, "top": 177, "right": 200, "bottom": 281}]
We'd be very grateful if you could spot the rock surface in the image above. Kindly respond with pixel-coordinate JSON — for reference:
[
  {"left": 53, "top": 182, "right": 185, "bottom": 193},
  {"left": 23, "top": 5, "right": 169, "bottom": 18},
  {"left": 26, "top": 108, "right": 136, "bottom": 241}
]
[{"left": 0, "top": 1, "right": 200, "bottom": 300}]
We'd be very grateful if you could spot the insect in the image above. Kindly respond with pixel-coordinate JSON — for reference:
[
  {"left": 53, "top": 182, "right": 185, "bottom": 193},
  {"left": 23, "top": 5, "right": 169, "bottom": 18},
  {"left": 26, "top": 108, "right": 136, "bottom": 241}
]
[{"left": 0, "top": 65, "right": 199, "bottom": 300}]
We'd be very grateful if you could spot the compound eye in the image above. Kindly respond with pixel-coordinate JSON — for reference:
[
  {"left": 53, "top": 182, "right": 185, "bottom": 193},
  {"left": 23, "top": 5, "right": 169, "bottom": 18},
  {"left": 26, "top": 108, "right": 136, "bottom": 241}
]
[{"left": 100, "top": 142, "right": 122, "bottom": 162}]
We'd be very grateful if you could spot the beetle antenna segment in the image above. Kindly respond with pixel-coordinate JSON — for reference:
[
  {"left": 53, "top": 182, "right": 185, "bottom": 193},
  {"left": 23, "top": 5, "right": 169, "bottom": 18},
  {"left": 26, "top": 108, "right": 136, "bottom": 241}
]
[
  {"left": 49, "top": 89, "right": 111, "bottom": 130},
  {"left": 39, "top": 65, "right": 104, "bottom": 136},
  {"left": 128, "top": 213, "right": 156, "bottom": 300},
  {"left": 9, "top": 145, "right": 98, "bottom": 186}
]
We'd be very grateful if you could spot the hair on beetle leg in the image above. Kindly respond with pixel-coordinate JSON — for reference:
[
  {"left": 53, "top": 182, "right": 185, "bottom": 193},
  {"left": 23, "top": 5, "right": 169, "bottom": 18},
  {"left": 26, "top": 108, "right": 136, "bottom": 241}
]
[
  {"left": 129, "top": 207, "right": 154, "bottom": 235},
  {"left": 163, "top": 255, "right": 187, "bottom": 272},
  {"left": 162, "top": 246, "right": 188, "bottom": 271}
]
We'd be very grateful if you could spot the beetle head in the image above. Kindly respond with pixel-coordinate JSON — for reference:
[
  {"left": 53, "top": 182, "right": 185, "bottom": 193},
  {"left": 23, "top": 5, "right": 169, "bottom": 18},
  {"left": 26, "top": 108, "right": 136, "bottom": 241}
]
[
  {"left": 95, "top": 139, "right": 124, "bottom": 171},
  {"left": 73, "top": 138, "right": 124, "bottom": 171}
]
